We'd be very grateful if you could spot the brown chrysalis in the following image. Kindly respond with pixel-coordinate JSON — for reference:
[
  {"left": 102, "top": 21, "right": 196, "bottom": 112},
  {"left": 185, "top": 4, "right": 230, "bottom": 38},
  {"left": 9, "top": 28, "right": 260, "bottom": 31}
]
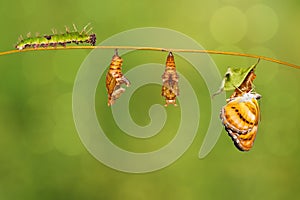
[
  {"left": 161, "top": 52, "right": 179, "bottom": 106},
  {"left": 105, "top": 49, "right": 130, "bottom": 106}
]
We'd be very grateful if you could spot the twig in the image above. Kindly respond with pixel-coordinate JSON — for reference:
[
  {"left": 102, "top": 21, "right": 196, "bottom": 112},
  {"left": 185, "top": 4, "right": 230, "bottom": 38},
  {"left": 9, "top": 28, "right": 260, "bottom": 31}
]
[{"left": 0, "top": 46, "right": 299, "bottom": 69}]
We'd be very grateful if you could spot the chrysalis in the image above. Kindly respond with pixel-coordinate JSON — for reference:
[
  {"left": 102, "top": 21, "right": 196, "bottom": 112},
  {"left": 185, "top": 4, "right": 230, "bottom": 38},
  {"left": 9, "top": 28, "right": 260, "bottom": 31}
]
[
  {"left": 213, "top": 59, "right": 260, "bottom": 99},
  {"left": 229, "top": 67, "right": 257, "bottom": 99},
  {"left": 161, "top": 52, "right": 179, "bottom": 106},
  {"left": 105, "top": 49, "right": 130, "bottom": 106}
]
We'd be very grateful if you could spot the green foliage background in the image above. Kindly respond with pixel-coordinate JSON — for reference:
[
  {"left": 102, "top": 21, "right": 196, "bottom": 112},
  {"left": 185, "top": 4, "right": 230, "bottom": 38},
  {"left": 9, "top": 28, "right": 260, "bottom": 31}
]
[{"left": 0, "top": 0, "right": 299, "bottom": 199}]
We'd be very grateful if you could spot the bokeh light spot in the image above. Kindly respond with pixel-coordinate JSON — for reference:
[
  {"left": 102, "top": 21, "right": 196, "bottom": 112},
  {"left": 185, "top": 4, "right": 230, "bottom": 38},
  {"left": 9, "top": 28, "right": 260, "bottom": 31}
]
[
  {"left": 210, "top": 6, "right": 247, "bottom": 44},
  {"left": 246, "top": 4, "right": 279, "bottom": 43}
]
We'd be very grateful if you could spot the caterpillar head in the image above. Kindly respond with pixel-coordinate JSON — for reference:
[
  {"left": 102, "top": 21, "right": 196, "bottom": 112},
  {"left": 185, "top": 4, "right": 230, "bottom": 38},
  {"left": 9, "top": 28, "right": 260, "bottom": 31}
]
[{"left": 15, "top": 42, "right": 26, "bottom": 50}]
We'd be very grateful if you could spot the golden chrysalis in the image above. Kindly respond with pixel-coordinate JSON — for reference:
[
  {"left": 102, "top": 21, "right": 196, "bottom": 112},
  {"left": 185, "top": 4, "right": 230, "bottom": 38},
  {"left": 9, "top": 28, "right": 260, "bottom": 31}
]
[
  {"left": 105, "top": 49, "right": 130, "bottom": 106},
  {"left": 161, "top": 52, "right": 179, "bottom": 106}
]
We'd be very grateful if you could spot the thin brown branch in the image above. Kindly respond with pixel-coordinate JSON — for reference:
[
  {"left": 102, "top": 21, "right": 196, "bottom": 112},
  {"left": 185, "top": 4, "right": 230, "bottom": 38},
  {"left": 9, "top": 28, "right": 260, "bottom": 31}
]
[{"left": 0, "top": 46, "right": 299, "bottom": 69}]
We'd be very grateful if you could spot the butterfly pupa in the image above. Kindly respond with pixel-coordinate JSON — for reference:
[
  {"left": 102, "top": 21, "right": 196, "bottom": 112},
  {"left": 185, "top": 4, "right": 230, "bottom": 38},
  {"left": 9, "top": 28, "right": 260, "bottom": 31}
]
[
  {"left": 161, "top": 52, "right": 179, "bottom": 106},
  {"left": 213, "top": 59, "right": 260, "bottom": 98},
  {"left": 105, "top": 49, "right": 130, "bottom": 106}
]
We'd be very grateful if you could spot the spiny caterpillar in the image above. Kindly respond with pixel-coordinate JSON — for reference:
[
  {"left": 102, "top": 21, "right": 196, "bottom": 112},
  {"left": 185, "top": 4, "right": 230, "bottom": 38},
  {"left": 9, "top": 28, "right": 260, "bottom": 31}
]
[{"left": 15, "top": 24, "right": 96, "bottom": 50}]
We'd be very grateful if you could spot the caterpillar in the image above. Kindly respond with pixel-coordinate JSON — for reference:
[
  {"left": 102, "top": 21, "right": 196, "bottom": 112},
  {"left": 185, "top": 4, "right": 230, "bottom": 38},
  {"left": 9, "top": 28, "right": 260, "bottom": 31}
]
[
  {"left": 105, "top": 49, "right": 130, "bottom": 106},
  {"left": 161, "top": 52, "right": 179, "bottom": 106},
  {"left": 15, "top": 24, "right": 96, "bottom": 50}
]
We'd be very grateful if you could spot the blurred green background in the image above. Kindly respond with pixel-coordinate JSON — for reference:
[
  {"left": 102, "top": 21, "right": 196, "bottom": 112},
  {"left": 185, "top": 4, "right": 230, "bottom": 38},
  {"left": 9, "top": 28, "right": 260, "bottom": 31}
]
[{"left": 0, "top": 0, "right": 299, "bottom": 199}]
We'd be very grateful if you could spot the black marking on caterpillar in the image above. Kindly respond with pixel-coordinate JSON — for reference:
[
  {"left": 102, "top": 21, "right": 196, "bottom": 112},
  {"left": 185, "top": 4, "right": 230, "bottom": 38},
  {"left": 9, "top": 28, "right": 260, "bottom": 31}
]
[{"left": 15, "top": 23, "right": 96, "bottom": 50}]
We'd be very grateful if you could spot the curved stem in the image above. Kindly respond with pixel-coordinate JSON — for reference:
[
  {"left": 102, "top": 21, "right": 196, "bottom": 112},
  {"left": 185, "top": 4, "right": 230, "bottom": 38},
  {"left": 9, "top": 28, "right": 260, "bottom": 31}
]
[{"left": 0, "top": 45, "right": 299, "bottom": 69}]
